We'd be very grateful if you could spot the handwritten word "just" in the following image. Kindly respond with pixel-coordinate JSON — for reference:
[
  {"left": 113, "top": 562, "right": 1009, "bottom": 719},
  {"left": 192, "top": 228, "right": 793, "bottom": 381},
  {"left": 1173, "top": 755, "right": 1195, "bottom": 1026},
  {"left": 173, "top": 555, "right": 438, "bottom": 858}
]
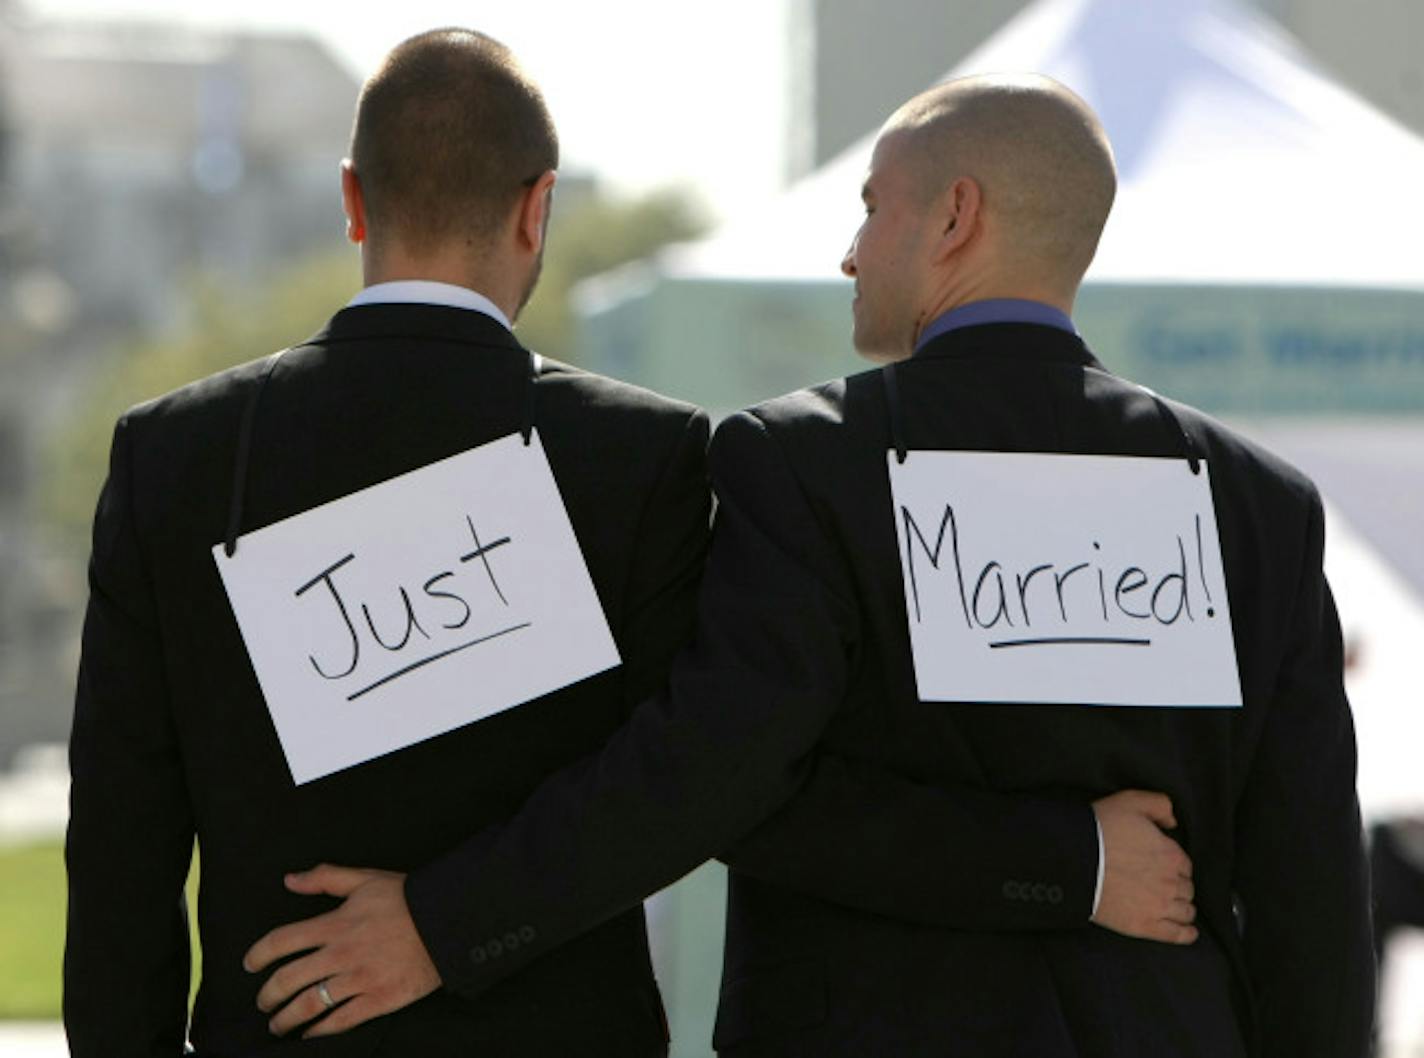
[{"left": 293, "top": 515, "right": 527, "bottom": 700}]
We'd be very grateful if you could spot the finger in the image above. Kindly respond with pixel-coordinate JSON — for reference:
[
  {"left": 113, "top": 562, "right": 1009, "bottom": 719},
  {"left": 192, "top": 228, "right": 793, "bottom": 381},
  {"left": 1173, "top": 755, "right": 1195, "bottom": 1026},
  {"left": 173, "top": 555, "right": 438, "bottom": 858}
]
[
  {"left": 303, "top": 992, "right": 386, "bottom": 1039},
  {"left": 269, "top": 976, "right": 352, "bottom": 1038},
  {"left": 1164, "top": 899, "right": 1197, "bottom": 926},
  {"left": 1131, "top": 790, "right": 1177, "bottom": 830},
  {"left": 1174, "top": 847, "right": 1194, "bottom": 879},
  {"left": 256, "top": 949, "right": 339, "bottom": 1014},
  {"left": 285, "top": 863, "right": 372, "bottom": 898},
  {"left": 244, "top": 914, "right": 332, "bottom": 974},
  {"left": 1156, "top": 836, "right": 1192, "bottom": 880},
  {"left": 1177, "top": 877, "right": 1195, "bottom": 902}
]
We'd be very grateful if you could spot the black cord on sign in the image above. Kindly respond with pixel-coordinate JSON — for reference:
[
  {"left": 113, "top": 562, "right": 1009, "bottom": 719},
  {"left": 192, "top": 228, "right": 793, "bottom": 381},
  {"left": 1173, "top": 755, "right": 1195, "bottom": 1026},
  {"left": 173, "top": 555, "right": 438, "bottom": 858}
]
[
  {"left": 224, "top": 349, "right": 289, "bottom": 557},
  {"left": 522, "top": 351, "right": 542, "bottom": 446},
  {"left": 1147, "top": 390, "right": 1202, "bottom": 475},
  {"left": 882, "top": 362, "right": 908, "bottom": 464}
]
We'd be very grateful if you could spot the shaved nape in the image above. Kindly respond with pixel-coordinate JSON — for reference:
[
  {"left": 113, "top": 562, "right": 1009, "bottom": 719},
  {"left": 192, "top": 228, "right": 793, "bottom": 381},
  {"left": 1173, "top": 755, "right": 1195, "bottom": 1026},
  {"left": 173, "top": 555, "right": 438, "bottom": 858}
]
[{"left": 885, "top": 74, "right": 1117, "bottom": 284}]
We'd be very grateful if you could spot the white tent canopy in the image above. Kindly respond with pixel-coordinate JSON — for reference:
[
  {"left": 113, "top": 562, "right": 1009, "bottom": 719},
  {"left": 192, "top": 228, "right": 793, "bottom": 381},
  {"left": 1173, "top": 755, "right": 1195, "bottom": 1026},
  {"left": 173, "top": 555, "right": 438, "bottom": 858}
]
[{"left": 665, "top": 0, "right": 1424, "bottom": 290}]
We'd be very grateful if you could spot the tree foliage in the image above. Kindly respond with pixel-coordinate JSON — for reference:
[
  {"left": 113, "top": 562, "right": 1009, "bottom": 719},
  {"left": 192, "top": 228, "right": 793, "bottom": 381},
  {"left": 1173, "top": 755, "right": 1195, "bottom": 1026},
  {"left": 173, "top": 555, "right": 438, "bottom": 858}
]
[
  {"left": 41, "top": 251, "right": 360, "bottom": 552},
  {"left": 517, "top": 186, "right": 705, "bottom": 357}
]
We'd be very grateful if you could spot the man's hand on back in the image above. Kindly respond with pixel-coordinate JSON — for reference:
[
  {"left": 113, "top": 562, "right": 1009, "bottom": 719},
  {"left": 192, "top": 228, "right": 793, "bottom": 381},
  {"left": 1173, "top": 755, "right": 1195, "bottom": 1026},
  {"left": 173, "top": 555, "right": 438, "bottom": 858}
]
[
  {"left": 1091, "top": 789, "right": 1198, "bottom": 945},
  {"left": 243, "top": 865, "right": 439, "bottom": 1038}
]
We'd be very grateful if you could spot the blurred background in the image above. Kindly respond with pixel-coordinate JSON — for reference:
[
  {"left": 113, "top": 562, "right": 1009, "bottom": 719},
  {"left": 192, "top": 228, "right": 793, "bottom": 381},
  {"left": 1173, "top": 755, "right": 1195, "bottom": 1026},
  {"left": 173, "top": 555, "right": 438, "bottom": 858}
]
[{"left": 0, "top": 0, "right": 1421, "bottom": 1054}]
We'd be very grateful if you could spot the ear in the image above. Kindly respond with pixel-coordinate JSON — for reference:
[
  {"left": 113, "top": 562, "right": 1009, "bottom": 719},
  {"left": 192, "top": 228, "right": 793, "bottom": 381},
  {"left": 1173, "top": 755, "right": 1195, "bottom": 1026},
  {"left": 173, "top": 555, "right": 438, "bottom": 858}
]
[
  {"left": 340, "top": 159, "right": 366, "bottom": 245},
  {"left": 515, "top": 170, "right": 558, "bottom": 255},
  {"left": 931, "top": 176, "right": 980, "bottom": 263}
]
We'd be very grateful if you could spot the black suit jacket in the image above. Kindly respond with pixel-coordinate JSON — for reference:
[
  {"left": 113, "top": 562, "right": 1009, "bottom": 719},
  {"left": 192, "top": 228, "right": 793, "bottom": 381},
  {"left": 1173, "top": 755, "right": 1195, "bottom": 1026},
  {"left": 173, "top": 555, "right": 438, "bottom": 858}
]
[
  {"left": 708, "top": 324, "right": 1373, "bottom": 1056},
  {"left": 64, "top": 304, "right": 711, "bottom": 1057},
  {"left": 399, "top": 323, "right": 1372, "bottom": 1058}
]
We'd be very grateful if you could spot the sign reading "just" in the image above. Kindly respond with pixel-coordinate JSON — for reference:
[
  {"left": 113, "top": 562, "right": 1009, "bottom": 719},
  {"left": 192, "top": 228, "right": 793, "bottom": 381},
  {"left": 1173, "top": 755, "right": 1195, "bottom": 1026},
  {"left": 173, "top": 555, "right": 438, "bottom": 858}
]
[
  {"left": 887, "top": 451, "right": 1242, "bottom": 709},
  {"left": 214, "top": 430, "right": 619, "bottom": 784}
]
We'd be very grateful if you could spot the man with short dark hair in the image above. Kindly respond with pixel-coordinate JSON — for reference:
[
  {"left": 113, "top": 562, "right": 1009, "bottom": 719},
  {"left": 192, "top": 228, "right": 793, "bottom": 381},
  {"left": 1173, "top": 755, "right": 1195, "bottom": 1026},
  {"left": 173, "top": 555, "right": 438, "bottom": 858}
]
[
  {"left": 65, "top": 28, "right": 707, "bottom": 1056},
  {"left": 348, "top": 29, "right": 558, "bottom": 255}
]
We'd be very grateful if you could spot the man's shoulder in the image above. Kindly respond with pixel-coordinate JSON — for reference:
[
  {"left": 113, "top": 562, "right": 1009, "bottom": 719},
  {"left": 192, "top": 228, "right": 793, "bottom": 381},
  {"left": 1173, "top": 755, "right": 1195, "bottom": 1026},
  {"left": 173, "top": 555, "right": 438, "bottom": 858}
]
[
  {"left": 712, "top": 365, "right": 887, "bottom": 454},
  {"left": 121, "top": 347, "right": 705, "bottom": 442},
  {"left": 1152, "top": 391, "right": 1320, "bottom": 508},
  {"left": 539, "top": 357, "right": 703, "bottom": 421},
  {"left": 535, "top": 358, "right": 707, "bottom": 460},
  {"left": 120, "top": 351, "right": 287, "bottom": 440}
]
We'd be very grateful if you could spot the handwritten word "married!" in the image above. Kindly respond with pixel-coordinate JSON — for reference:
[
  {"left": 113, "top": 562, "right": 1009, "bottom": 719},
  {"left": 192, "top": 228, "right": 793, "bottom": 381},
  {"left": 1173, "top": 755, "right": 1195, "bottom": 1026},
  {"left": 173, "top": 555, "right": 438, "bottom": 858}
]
[
  {"left": 902, "top": 505, "right": 1219, "bottom": 649},
  {"left": 887, "top": 450, "right": 1240, "bottom": 707}
]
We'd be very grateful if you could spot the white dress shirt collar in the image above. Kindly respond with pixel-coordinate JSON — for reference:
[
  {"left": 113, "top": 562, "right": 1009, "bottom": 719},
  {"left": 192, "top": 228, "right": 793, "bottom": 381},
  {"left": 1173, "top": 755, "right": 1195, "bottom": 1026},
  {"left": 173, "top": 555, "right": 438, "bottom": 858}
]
[{"left": 346, "top": 280, "right": 512, "bottom": 332}]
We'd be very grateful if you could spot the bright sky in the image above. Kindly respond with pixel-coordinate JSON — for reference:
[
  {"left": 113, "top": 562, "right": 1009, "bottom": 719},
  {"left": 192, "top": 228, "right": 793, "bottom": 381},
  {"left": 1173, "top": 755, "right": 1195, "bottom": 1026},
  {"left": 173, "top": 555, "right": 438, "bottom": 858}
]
[{"left": 23, "top": 0, "right": 795, "bottom": 223}]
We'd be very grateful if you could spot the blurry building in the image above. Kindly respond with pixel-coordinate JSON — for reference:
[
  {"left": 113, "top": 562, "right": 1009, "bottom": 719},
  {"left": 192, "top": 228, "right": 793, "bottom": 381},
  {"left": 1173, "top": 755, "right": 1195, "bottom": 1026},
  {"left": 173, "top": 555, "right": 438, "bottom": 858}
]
[
  {"left": 0, "top": 7, "right": 359, "bottom": 766},
  {"left": 6, "top": 15, "right": 356, "bottom": 332},
  {"left": 791, "top": 0, "right": 1424, "bottom": 180}
]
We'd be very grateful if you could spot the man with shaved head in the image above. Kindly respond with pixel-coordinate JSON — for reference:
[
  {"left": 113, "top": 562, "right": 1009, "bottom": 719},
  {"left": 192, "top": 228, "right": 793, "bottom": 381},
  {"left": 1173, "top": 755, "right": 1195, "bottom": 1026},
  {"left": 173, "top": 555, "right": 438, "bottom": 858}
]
[
  {"left": 804, "top": 74, "right": 1368, "bottom": 1054},
  {"left": 848, "top": 75, "right": 1117, "bottom": 361},
  {"left": 702, "top": 74, "right": 1368, "bottom": 1054},
  {"left": 240, "top": 74, "right": 1370, "bottom": 1056},
  {"left": 795, "top": 74, "right": 1368, "bottom": 1054}
]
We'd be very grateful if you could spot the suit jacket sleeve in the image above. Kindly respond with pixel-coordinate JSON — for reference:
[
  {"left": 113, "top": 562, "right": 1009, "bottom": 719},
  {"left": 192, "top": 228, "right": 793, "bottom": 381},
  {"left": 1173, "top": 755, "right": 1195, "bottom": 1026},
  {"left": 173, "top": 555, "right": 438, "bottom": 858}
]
[
  {"left": 1233, "top": 490, "right": 1374, "bottom": 1057},
  {"left": 721, "top": 748, "right": 1097, "bottom": 928},
  {"left": 408, "top": 408, "right": 1094, "bottom": 997},
  {"left": 614, "top": 409, "right": 712, "bottom": 710},
  {"left": 64, "top": 414, "right": 195, "bottom": 1058}
]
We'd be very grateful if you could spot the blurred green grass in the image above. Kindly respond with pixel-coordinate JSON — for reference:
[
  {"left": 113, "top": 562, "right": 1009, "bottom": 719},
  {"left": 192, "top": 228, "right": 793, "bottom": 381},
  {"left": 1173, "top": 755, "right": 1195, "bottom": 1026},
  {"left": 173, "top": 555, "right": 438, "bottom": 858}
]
[
  {"left": 0, "top": 842, "right": 65, "bottom": 1018},
  {"left": 0, "top": 841, "right": 199, "bottom": 1019}
]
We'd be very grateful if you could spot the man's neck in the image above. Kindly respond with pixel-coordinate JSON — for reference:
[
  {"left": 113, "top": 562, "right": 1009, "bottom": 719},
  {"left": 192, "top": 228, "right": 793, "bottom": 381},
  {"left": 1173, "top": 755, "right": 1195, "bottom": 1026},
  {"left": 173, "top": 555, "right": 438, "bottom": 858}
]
[
  {"left": 914, "top": 278, "right": 1074, "bottom": 350},
  {"left": 347, "top": 280, "right": 514, "bottom": 330},
  {"left": 913, "top": 298, "right": 1078, "bottom": 354},
  {"left": 361, "top": 246, "right": 521, "bottom": 323}
]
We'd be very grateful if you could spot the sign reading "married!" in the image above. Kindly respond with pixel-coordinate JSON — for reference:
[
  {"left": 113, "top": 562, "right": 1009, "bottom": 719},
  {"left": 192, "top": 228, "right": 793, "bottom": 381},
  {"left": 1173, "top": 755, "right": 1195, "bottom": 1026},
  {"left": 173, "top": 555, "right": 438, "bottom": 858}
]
[
  {"left": 214, "top": 430, "right": 619, "bottom": 784},
  {"left": 888, "top": 451, "right": 1241, "bottom": 709}
]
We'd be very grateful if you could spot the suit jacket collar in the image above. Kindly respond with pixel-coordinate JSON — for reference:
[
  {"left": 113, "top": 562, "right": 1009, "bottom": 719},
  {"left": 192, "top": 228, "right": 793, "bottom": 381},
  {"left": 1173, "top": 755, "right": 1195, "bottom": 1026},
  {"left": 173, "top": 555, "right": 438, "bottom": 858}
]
[
  {"left": 911, "top": 322, "right": 1106, "bottom": 373},
  {"left": 304, "top": 302, "right": 528, "bottom": 355}
]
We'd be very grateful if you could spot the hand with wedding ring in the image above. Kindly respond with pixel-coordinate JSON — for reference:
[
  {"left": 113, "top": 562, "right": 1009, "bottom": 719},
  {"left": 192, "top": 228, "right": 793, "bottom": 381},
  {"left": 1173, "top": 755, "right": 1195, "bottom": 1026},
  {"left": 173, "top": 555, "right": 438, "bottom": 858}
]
[{"left": 243, "top": 865, "right": 440, "bottom": 1038}]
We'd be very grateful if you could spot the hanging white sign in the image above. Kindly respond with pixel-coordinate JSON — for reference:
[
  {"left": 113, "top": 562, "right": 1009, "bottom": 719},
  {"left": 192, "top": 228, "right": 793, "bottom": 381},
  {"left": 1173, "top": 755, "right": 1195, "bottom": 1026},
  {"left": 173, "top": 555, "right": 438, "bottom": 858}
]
[
  {"left": 887, "top": 451, "right": 1241, "bottom": 708},
  {"left": 214, "top": 430, "right": 619, "bottom": 784}
]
